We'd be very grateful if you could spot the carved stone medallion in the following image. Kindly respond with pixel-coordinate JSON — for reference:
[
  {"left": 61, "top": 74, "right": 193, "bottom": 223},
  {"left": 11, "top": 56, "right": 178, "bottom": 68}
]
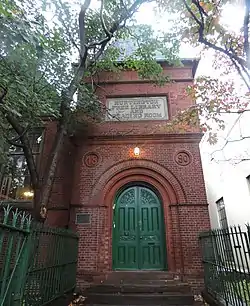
[
  {"left": 84, "top": 152, "right": 99, "bottom": 168},
  {"left": 175, "top": 151, "right": 192, "bottom": 166}
]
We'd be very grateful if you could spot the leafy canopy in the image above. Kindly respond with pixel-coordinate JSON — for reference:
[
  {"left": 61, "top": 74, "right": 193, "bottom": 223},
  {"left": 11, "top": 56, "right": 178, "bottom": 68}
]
[
  {"left": 156, "top": 0, "right": 250, "bottom": 143},
  {"left": 0, "top": 0, "right": 180, "bottom": 160}
]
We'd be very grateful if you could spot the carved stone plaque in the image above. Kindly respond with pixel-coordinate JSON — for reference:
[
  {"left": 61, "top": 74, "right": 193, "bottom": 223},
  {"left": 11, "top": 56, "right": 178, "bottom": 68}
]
[
  {"left": 84, "top": 152, "right": 99, "bottom": 167},
  {"left": 106, "top": 96, "right": 168, "bottom": 121},
  {"left": 175, "top": 151, "right": 191, "bottom": 166}
]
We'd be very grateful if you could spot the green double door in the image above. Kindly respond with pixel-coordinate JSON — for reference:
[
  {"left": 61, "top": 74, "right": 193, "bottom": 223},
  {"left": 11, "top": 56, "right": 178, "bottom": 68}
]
[{"left": 112, "top": 185, "right": 166, "bottom": 270}]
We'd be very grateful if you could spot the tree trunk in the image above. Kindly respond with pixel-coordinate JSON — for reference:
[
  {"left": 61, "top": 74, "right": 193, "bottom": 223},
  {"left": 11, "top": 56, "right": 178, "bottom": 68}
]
[
  {"left": 34, "top": 125, "right": 65, "bottom": 221},
  {"left": 0, "top": 164, "right": 4, "bottom": 189}
]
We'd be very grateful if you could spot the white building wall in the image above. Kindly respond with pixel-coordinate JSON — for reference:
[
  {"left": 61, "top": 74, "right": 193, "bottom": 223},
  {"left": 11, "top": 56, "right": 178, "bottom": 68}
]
[{"left": 200, "top": 111, "right": 250, "bottom": 229}]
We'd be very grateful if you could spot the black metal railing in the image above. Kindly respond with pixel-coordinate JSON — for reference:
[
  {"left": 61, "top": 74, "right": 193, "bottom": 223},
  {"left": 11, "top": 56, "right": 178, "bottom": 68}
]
[
  {"left": 200, "top": 225, "right": 250, "bottom": 306},
  {"left": 0, "top": 204, "right": 79, "bottom": 306}
]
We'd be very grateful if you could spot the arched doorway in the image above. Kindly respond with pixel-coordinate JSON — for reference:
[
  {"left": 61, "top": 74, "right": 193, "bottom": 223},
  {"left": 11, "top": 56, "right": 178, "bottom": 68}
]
[{"left": 112, "top": 183, "right": 167, "bottom": 270}]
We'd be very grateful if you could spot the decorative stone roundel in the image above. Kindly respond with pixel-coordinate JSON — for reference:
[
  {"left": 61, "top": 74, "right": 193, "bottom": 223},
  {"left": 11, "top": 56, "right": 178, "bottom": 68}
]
[
  {"left": 174, "top": 151, "right": 192, "bottom": 166},
  {"left": 83, "top": 152, "right": 99, "bottom": 168}
]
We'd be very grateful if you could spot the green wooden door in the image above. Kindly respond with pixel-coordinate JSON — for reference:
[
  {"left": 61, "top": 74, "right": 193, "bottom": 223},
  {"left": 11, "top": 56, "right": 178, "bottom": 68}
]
[{"left": 112, "top": 185, "right": 166, "bottom": 270}]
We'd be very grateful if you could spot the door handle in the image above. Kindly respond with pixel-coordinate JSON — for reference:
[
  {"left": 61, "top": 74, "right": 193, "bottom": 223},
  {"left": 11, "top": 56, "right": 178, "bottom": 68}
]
[{"left": 140, "top": 236, "right": 143, "bottom": 239}]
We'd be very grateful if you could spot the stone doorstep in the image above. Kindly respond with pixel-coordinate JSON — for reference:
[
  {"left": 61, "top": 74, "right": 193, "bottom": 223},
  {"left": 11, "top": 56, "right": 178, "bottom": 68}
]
[
  {"left": 48, "top": 292, "right": 206, "bottom": 306},
  {"left": 85, "top": 304, "right": 205, "bottom": 306},
  {"left": 85, "top": 293, "right": 195, "bottom": 305},
  {"left": 83, "top": 300, "right": 206, "bottom": 306},
  {"left": 85, "top": 282, "right": 191, "bottom": 294},
  {"left": 77, "top": 271, "right": 182, "bottom": 286},
  {"left": 104, "top": 271, "right": 177, "bottom": 280},
  {"left": 65, "top": 293, "right": 206, "bottom": 306},
  {"left": 78, "top": 272, "right": 205, "bottom": 306}
]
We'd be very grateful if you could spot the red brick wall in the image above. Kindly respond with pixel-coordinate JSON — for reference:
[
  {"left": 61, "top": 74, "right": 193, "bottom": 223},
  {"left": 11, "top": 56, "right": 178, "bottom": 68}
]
[
  {"left": 68, "top": 64, "right": 211, "bottom": 292},
  {"left": 71, "top": 140, "right": 210, "bottom": 282},
  {"left": 41, "top": 63, "right": 210, "bottom": 292}
]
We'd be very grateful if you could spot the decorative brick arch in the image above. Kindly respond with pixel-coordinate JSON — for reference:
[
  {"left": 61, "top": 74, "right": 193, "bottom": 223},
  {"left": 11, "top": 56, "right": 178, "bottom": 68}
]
[
  {"left": 94, "top": 159, "right": 186, "bottom": 272},
  {"left": 91, "top": 159, "right": 186, "bottom": 205}
]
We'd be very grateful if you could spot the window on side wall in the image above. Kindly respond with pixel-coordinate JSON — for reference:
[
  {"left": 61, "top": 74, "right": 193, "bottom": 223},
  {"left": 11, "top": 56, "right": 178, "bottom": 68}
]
[
  {"left": 246, "top": 175, "right": 250, "bottom": 190},
  {"left": 0, "top": 129, "right": 43, "bottom": 201},
  {"left": 216, "top": 197, "right": 234, "bottom": 262},
  {"left": 216, "top": 197, "right": 228, "bottom": 229}
]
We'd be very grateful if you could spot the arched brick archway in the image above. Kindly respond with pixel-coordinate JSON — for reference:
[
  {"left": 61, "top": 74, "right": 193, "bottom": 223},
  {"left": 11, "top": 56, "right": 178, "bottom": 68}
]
[
  {"left": 91, "top": 159, "right": 186, "bottom": 205},
  {"left": 94, "top": 160, "right": 186, "bottom": 272}
]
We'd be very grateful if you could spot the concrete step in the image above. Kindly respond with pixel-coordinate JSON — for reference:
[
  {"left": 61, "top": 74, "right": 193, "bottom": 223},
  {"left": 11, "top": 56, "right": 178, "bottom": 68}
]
[
  {"left": 86, "top": 304, "right": 197, "bottom": 306},
  {"left": 86, "top": 305, "right": 201, "bottom": 306},
  {"left": 86, "top": 282, "right": 191, "bottom": 294},
  {"left": 86, "top": 304, "right": 203, "bottom": 306},
  {"left": 105, "top": 271, "right": 175, "bottom": 282},
  {"left": 103, "top": 279, "right": 182, "bottom": 286},
  {"left": 85, "top": 293, "right": 194, "bottom": 305}
]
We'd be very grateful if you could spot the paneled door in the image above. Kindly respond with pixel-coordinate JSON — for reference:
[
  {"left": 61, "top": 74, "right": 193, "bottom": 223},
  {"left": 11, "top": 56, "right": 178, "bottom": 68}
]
[{"left": 112, "top": 185, "right": 166, "bottom": 270}]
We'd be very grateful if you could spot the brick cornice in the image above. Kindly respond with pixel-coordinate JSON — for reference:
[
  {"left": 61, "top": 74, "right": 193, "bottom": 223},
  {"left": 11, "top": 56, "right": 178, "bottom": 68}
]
[
  {"left": 96, "top": 78, "right": 194, "bottom": 85},
  {"left": 84, "top": 133, "right": 203, "bottom": 145}
]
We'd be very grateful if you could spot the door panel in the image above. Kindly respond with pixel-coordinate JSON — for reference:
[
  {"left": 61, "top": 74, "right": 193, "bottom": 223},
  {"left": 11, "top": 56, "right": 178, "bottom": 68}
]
[
  {"left": 139, "top": 187, "right": 165, "bottom": 269},
  {"left": 113, "top": 187, "right": 138, "bottom": 269},
  {"left": 113, "top": 185, "right": 166, "bottom": 270}
]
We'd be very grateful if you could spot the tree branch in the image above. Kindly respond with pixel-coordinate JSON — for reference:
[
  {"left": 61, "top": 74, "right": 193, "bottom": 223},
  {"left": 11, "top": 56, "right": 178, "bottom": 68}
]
[
  {"left": 0, "top": 104, "right": 39, "bottom": 189},
  {"left": 5, "top": 137, "right": 24, "bottom": 148},
  {"left": 127, "top": 0, "right": 149, "bottom": 17},
  {"left": 182, "top": 0, "right": 202, "bottom": 26},
  {"left": 3, "top": 124, "right": 31, "bottom": 148},
  {"left": 193, "top": 0, "right": 208, "bottom": 17},
  {"left": 100, "top": 0, "right": 112, "bottom": 38},
  {"left": 244, "top": 0, "right": 250, "bottom": 67},
  {"left": 182, "top": 0, "right": 248, "bottom": 81},
  {"left": 68, "top": 0, "right": 147, "bottom": 103},
  {"left": 210, "top": 113, "right": 244, "bottom": 159},
  {"left": 219, "top": 109, "right": 250, "bottom": 114},
  {"left": 211, "top": 157, "right": 250, "bottom": 164},
  {"left": 88, "top": 0, "right": 146, "bottom": 50},
  {"left": 231, "top": 57, "right": 250, "bottom": 91},
  {"left": 193, "top": 0, "right": 205, "bottom": 25},
  {"left": 79, "top": 0, "right": 91, "bottom": 60},
  {"left": 0, "top": 86, "right": 7, "bottom": 102},
  {"left": 90, "top": 0, "right": 145, "bottom": 58},
  {"left": 63, "top": 0, "right": 93, "bottom": 106},
  {"left": 11, "top": 124, "right": 30, "bottom": 142},
  {"left": 58, "top": 0, "right": 81, "bottom": 54},
  {"left": 5, "top": 115, "right": 39, "bottom": 188}
]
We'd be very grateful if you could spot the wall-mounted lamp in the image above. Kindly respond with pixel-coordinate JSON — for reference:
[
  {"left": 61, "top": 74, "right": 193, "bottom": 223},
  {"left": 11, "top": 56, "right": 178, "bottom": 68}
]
[
  {"left": 23, "top": 190, "right": 34, "bottom": 198},
  {"left": 134, "top": 146, "right": 140, "bottom": 157}
]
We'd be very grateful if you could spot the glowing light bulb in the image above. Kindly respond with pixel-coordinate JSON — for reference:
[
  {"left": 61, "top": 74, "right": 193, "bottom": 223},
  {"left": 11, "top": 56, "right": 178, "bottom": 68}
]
[
  {"left": 134, "top": 147, "right": 140, "bottom": 156},
  {"left": 23, "top": 191, "right": 34, "bottom": 198}
]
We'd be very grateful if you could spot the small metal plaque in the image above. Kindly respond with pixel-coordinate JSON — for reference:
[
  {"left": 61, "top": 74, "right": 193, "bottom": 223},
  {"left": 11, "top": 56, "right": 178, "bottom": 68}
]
[
  {"left": 75, "top": 213, "right": 91, "bottom": 225},
  {"left": 106, "top": 96, "right": 168, "bottom": 121}
]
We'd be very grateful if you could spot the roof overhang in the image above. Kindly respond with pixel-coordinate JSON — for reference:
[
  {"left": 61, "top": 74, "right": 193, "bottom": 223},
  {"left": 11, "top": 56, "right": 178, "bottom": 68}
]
[{"left": 155, "top": 58, "right": 200, "bottom": 79}]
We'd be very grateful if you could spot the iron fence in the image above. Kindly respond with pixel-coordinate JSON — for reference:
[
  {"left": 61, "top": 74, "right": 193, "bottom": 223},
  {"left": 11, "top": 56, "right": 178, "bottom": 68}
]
[
  {"left": 0, "top": 204, "right": 79, "bottom": 306},
  {"left": 200, "top": 225, "right": 250, "bottom": 306}
]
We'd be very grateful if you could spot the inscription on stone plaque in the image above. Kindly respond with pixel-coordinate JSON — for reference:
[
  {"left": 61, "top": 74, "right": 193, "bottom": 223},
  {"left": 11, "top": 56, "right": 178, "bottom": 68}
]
[{"left": 106, "top": 96, "right": 168, "bottom": 121}]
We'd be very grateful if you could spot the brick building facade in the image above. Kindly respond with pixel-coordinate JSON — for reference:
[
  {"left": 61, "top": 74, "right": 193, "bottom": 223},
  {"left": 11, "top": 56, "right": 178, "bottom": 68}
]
[{"left": 42, "top": 59, "right": 210, "bottom": 292}]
